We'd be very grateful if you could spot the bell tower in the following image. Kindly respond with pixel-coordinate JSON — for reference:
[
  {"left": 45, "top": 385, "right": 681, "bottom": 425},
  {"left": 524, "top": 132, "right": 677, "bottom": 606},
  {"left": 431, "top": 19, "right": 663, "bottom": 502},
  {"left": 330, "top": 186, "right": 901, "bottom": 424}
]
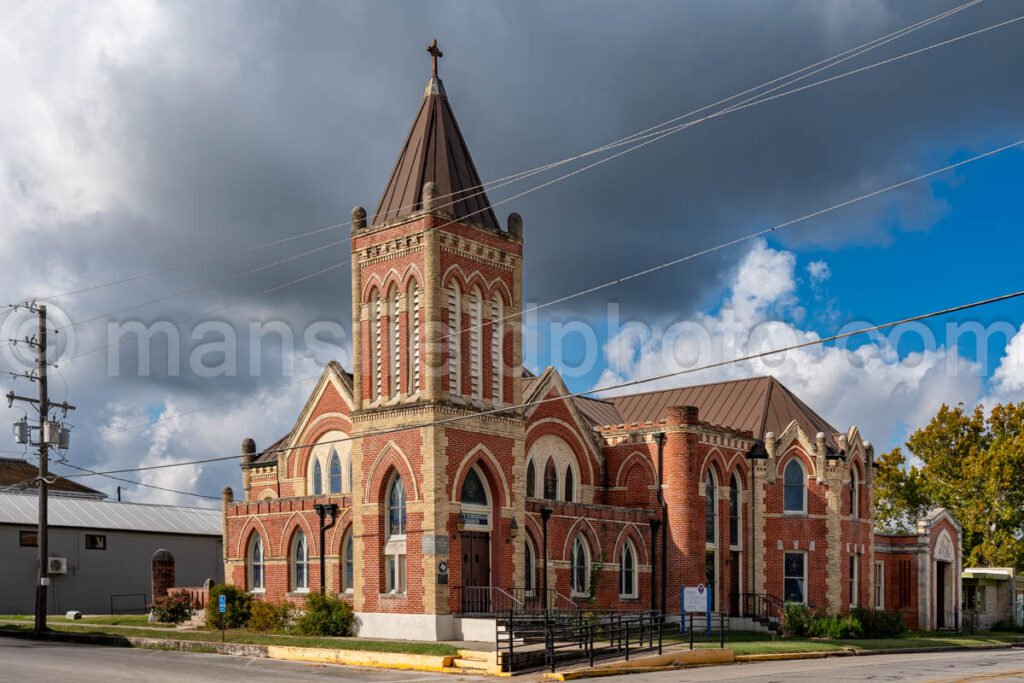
[{"left": 347, "top": 41, "right": 526, "bottom": 639}]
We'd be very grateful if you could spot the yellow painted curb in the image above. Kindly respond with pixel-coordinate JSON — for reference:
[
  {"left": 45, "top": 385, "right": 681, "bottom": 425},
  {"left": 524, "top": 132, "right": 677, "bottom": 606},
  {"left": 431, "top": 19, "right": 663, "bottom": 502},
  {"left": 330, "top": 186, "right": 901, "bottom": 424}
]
[
  {"left": 265, "top": 645, "right": 453, "bottom": 672},
  {"left": 735, "top": 650, "right": 851, "bottom": 662},
  {"left": 543, "top": 648, "right": 734, "bottom": 680}
]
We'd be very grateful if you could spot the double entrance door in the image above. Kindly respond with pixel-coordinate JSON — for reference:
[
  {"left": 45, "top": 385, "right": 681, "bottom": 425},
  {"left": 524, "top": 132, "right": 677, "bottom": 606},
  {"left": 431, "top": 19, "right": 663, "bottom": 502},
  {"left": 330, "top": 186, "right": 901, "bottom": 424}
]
[{"left": 461, "top": 531, "right": 491, "bottom": 613}]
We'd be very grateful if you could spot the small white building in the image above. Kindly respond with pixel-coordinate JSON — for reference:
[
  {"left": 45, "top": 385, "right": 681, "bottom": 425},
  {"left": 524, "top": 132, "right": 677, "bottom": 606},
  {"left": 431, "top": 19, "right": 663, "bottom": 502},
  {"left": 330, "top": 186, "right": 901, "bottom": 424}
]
[
  {"left": 962, "top": 567, "right": 1020, "bottom": 630},
  {"left": 0, "top": 489, "right": 223, "bottom": 615}
]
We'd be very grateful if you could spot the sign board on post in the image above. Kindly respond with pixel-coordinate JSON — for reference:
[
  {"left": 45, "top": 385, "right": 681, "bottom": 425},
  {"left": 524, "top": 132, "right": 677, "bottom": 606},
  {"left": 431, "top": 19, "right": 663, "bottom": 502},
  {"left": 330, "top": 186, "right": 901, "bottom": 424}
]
[
  {"left": 218, "top": 594, "right": 227, "bottom": 642},
  {"left": 681, "top": 584, "right": 708, "bottom": 635}
]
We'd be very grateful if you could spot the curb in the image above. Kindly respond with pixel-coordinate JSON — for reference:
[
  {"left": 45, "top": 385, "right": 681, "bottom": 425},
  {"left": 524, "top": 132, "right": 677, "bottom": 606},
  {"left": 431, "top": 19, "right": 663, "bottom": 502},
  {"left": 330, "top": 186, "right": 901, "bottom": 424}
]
[
  {"left": 0, "top": 628, "right": 456, "bottom": 674},
  {"left": 735, "top": 641, "right": 1024, "bottom": 663},
  {"left": 543, "top": 648, "right": 734, "bottom": 680}
]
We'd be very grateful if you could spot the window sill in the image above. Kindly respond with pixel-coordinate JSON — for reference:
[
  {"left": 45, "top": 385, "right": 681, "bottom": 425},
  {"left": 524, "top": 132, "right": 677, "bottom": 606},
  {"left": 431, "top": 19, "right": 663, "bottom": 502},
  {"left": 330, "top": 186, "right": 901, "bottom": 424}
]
[
  {"left": 618, "top": 595, "right": 639, "bottom": 602},
  {"left": 783, "top": 511, "right": 807, "bottom": 517},
  {"left": 287, "top": 590, "right": 310, "bottom": 597},
  {"left": 249, "top": 588, "right": 266, "bottom": 595},
  {"left": 379, "top": 592, "right": 408, "bottom": 599}
]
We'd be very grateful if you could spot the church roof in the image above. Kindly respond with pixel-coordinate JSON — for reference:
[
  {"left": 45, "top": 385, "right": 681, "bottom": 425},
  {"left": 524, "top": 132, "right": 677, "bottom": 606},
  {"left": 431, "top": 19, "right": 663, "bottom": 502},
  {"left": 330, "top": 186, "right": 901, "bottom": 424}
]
[
  {"left": 606, "top": 376, "right": 840, "bottom": 449},
  {"left": 371, "top": 72, "right": 499, "bottom": 230}
]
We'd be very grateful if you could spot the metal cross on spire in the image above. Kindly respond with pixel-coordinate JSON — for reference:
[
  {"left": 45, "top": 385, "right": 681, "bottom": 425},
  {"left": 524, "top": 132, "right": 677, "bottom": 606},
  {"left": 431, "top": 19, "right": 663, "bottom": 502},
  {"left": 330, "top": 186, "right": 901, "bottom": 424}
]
[{"left": 427, "top": 39, "right": 443, "bottom": 77}]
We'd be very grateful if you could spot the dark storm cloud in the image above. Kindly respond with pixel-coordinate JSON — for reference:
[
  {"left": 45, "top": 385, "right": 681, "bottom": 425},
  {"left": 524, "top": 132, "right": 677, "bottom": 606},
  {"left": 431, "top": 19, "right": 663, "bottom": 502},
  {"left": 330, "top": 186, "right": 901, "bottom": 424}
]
[{"left": 2, "top": 0, "right": 1022, "bottom": 500}]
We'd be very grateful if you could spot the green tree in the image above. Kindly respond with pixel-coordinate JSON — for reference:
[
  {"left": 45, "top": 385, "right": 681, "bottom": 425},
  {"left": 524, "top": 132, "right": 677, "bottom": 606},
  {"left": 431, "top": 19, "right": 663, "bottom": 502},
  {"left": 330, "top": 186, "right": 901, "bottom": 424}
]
[{"left": 874, "top": 402, "right": 1024, "bottom": 569}]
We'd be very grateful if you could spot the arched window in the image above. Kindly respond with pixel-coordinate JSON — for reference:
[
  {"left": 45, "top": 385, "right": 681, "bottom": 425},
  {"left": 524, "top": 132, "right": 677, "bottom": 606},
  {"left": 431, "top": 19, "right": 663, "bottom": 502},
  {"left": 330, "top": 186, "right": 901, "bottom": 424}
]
[
  {"left": 248, "top": 535, "right": 264, "bottom": 591},
  {"left": 312, "top": 459, "right": 323, "bottom": 496},
  {"left": 385, "top": 474, "right": 407, "bottom": 593},
  {"left": 850, "top": 468, "right": 859, "bottom": 518},
  {"left": 342, "top": 530, "right": 354, "bottom": 593},
  {"left": 564, "top": 465, "right": 574, "bottom": 503},
  {"left": 388, "top": 286, "right": 400, "bottom": 398},
  {"left": 619, "top": 541, "right": 637, "bottom": 598},
  {"left": 784, "top": 459, "right": 806, "bottom": 513},
  {"left": 346, "top": 454, "right": 353, "bottom": 494},
  {"left": 388, "top": 475, "right": 407, "bottom": 537},
  {"left": 407, "top": 280, "right": 420, "bottom": 395},
  {"left": 468, "top": 288, "right": 483, "bottom": 401},
  {"left": 370, "top": 289, "right": 382, "bottom": 401},
  {"left": 461, "top": 468, "right": 488, "bottom": 506},
  {"left": 329, "top": 450, "right": 342, "bottom": 494},
  {"left": 543, "top": 458, "right": 558, "bottom": 501},
  {"left": 705, "top": 471, "right": 717, "bottom": 545},
  {"left": 490, "top": 295, "right": 504, "bottom": 404},
  {"left": 446, "top": 281, "right": 461, "bottom": 396},
  {"left": 292, "top": 531, "right": 309, "bottom": 592},
  {"left": 570, "top": 536, "right": 589, "bottom": 596},
  {"left": 729, "top": 473, "right": 741, "bottom": 548},
  {"left": 524, "top": 539, "right": 536, "bottom": 595},
  {"left": 526, "top": 460, "right": 536, "bottom": 498}
]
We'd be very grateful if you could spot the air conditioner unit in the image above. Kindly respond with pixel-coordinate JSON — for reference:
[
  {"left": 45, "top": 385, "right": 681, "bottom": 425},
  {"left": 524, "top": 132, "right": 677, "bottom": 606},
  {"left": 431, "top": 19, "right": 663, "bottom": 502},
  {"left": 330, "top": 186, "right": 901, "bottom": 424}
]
[{"left": 47, "top": 557, "right": 68, "bottom": 575}]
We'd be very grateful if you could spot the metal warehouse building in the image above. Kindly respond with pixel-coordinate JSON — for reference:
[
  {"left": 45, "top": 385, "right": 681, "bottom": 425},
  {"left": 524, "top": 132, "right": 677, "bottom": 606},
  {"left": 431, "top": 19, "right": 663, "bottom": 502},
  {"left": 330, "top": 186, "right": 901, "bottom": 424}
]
[{"left": 0, "top": 484, "right": 223, "bottom": 615}]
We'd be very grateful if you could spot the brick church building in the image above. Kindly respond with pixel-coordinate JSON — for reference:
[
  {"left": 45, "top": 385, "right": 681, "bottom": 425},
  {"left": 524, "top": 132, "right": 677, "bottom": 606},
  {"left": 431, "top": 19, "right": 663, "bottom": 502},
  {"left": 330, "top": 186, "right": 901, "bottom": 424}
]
[{"left": 222, "top": 48, "right": 960, "bottom": 640}]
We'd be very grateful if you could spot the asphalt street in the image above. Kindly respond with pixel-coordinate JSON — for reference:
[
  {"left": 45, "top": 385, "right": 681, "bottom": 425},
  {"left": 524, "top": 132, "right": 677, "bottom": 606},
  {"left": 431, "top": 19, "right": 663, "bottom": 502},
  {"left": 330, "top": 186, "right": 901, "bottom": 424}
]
[{"left": 1, "top": 637, "right": 1022, "bottom": 682}]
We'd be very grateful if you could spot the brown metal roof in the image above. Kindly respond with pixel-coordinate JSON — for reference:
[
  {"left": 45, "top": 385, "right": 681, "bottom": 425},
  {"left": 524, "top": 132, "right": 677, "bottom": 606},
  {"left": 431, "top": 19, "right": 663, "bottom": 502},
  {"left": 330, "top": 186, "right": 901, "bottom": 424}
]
[
  {"left": 606, "top": 376, "right": 840, "bottom": 448},
  {"left": 372, "top": 76, "right": 499, "bottom": 230},
  {"left": 0, "top": 457, "right": 105, "bottom": 497}
]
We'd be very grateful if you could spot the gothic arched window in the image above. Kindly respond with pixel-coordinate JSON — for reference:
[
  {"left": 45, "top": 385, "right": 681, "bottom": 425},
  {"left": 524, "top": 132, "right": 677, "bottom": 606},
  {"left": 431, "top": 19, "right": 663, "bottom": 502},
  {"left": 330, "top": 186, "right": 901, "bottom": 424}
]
[
  {"left": 619, "top": 541, "right": 637, "bottom": 598},
  {"left": 468, "top": 288, "right": 483, "bottom": 401},
  {"left": 312, "top": 459, "right": 323, "bottom": 496},
  {"left": 385, "top": 473, "right": 407, "bottom": 593},
  {"left": 370, "top": 289, "right": 382, "bottom": 401},
  {"left": 850, "top": 467, "right": 859, "bottom": 518},
  {"left": 342, "top": 530, "right": 354, "bottom": 593},
  {"left": 387, "top": 285, "right": 400, "bottom": 398},
  {"left": 490, "top": 294, "right": 504, "bottom": 404},
  {"left": 526, "top": 459, "right": 536, "bottom": 498},
  {"left": 543, "top": 458, "right": 558, "bottom": 501},
  {"left": 248, "top": 535, "right": 264, "bottom": 591},
  {"left": 446, "top": 281, "right": 461, "bottom": 396},
  {"left": 570, "top": 536, "right": 589, "bottom": 596},
  {"left": 461, "top": 468, "right": 488, "bottom": 506},
  {"left": 292, "top": 531, "right": 309, "bottom": 592},
  {"left": 564, "top": 465, "right": 574, "bottom": 503},
  {"left": 329, "top": 450, "right": 342, "bottom": 494},
  {"left": 784, "top": 459, "right": 806, "bottom": 513},
  {"left": 407, "top": 280, "right": 420, "bottom": 395},
  {"left": 705, "top": 470, "right": 717, "bottom": 545}
]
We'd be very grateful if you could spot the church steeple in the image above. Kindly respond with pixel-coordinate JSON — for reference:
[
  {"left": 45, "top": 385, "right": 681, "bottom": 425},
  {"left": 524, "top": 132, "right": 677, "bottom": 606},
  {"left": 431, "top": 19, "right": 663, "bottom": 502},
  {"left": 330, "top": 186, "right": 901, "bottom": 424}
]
[{"left": 372, "top": 40, "right": 499, "bottom": 230}]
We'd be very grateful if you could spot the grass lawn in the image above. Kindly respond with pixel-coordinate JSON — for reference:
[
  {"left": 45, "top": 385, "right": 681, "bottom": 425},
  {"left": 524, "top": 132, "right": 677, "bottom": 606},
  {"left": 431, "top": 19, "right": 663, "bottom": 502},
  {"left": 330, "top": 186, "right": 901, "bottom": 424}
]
[
  {"left": 0, "top": 614, "right": 175, "bottom": 628},
  {"left": 0, "top": 622, "right": 459, "bottom": 656}
]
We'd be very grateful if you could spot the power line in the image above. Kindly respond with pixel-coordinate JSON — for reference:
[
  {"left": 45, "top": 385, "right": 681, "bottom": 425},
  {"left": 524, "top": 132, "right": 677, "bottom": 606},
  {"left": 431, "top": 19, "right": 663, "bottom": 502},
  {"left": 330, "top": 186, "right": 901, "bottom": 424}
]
[
  {"left": 97, "top": 373, "right": 322, "bottom": 436},
  {"left": 24, "top": 1, "right": 982, "bottom": 306},
  {"left": 86, "top": 6, "right": 1014, "bottom": 360},
  {"left": 433, "top": 138, "right": 1024, "bottom": 346},
  {"left": 53, "top": 460, "right": 219, "bottom": 502},
  {"left": 61, "top": 262, "right": 345, "bottom": 363},
  {"left": 60, "top": 238, "right": 346, "bottom": 332},
  {"left": 63, "top": 285, "right": 1024, "bottom": 481}
]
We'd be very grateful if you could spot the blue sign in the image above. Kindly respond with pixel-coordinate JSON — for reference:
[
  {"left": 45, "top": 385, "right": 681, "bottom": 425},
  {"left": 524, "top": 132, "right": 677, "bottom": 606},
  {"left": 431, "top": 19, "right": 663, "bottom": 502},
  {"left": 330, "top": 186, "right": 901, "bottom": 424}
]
[{"left": 218, "top": 595, "right": 226, "bottom": 613}]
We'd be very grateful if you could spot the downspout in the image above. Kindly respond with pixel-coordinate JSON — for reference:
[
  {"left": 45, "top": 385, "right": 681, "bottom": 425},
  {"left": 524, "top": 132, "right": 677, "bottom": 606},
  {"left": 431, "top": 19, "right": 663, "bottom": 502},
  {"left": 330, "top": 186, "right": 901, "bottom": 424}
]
[{"left": 655, "top": 431, "right": 667, "bottom": 617}]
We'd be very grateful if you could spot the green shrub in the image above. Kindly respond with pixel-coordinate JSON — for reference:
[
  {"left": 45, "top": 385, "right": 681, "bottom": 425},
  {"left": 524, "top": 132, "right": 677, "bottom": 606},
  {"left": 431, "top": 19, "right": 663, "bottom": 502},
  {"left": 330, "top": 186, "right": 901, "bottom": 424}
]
[
  {"left": 206, "top": 584, "right": 252, "bottom": 630},
  {"left": 991, "top": 619, "right": 1024, "bottom": 633},
  {"left": 782, "top": 602, "right": 810, "bottom": 637},
  {"left": 809, "top": 614, "right": 864, "bottom": 639},
  {"left": 151, "top": 592, "right": 192, "bottom": 624},
  {"left": 851, "top": 608, "right": 907, "bottom": 638},
  {"left": 297, "top": 592, "right": 355, "bottom": 637},
  {"left": 249, "top": 600, "right": 293, "bottom": 633}
]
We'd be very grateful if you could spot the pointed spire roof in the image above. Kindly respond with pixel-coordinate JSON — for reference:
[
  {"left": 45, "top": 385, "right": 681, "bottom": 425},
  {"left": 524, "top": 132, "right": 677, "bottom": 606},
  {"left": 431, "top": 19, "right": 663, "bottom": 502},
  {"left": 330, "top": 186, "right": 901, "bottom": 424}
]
[{"left": 372, "top": 44, "right": 500, "bottom": 230}]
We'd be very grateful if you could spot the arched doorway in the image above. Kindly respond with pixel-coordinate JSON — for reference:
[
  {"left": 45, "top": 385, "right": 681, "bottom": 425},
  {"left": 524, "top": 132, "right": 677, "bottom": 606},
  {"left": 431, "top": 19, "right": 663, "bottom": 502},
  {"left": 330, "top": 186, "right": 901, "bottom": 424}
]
[{"left": 459, "top": 465, "right": 493, "bottom": 612}]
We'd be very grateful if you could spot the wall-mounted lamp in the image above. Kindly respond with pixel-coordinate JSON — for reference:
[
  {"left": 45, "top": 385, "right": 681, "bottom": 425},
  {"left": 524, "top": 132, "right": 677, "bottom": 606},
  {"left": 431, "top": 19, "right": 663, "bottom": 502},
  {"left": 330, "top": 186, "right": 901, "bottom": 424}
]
[
  {"left": 456, "top": 513, "right": 466, "bottom": 534},
  {"left": 509, "top": 518, "right": 518, "bottom": 539}
]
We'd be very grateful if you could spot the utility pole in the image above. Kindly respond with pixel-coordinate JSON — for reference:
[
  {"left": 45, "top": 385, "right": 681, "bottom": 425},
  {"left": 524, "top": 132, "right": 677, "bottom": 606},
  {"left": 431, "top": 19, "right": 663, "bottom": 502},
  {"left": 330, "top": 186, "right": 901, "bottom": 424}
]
[{"left": 6, "top": 303, "right": 75, "bottom": 638}]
